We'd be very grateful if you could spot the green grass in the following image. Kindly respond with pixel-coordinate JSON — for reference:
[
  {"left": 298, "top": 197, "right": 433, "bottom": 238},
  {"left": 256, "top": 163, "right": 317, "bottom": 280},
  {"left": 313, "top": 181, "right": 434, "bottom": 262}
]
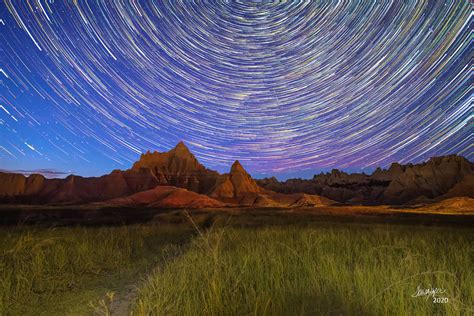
[
  {"left": 0, "top": 224, "right": 192, "bottom": 315},
  {"left": 1, "top": 212, "right": 473, "bottom": 315},
  {"left": 134, "top": 222, "right": 474, "bottom": 315}
]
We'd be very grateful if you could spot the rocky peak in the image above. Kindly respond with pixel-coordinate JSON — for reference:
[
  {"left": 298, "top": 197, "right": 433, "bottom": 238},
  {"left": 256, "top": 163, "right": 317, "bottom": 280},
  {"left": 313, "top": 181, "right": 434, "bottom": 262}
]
[
  {"left": 268, "top": 176, "right": 279, "bottom": 183},
  {"left": 426, "top": 154, "right": 471, "bottom": 167},
  {"left": 174, "top": 140, "right": 187, "bottom": 149},
  {"left": 231, "top": 160, "right": 247, "bottom": 174},
  {"left": 171, "top": 141, "right": 192, "bottom": 155},
  {"left": 210, "top": 160, "right": 262, "bottom": 200},
  {"left": 229, "top": 160, "right": 257, "bottom": 184},
  {"left": 255, "top": 176, "right": 280, "bottom": 189},
  {"left": 129, "top": 142, "right": 220, "bottom": 194},
  {"left": 313, "top": 168, "right": 367, "bottom": 186},
  {"left": 133, "top": 142, "right": 202, "bottom": 171},
  {"left": 388, "top": 162, "right": 405, "bottom": 173}
]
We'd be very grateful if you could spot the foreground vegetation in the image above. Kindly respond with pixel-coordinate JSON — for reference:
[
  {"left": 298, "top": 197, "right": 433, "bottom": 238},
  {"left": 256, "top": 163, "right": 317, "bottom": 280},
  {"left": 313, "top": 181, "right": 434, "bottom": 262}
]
[
  {"left": 0, "top": 211, "right": 472, "bottom": 315},
  {"left": 0, "top": 224, "right": 192, "bottom": 315},
  {"left": 135, "top": 222, "right": 474, "bottom": 315}
]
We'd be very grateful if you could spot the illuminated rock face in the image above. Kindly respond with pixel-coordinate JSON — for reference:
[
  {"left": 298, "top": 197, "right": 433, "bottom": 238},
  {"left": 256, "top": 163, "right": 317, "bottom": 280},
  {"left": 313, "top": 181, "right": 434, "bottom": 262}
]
[
  {"left": 211, "top": 160, "right": 262, "bottom": 200},
  {"left": 131, "top": 141, "right": 219, "bottom": 194},
  {"left": 210, "top": 160, "right": 263, "bottom": 205},
  {"left": 104, "top": 185, "right": 225, "bottom": 209},
  {"left": 0, "top": 173, "right": 28, "bottom": 196}
]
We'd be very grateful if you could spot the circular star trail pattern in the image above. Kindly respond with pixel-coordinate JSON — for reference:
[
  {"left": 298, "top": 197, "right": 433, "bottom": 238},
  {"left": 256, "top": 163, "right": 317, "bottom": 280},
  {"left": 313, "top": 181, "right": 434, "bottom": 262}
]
[{"left": 0, "top": 1, "right": 471, "bottom": 178}]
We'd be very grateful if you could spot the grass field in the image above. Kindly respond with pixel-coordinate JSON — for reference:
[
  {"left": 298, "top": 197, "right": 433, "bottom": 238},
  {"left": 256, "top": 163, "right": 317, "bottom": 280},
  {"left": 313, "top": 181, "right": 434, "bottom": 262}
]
[
  {"left": 134, "top": 221, "right": 474, "bottom": 315},
  {"left": 0, "top": 224, "right": 193, "bottom": 315},
  {"left": 0, "top": 211, "right": 473, "bottom": 315}
]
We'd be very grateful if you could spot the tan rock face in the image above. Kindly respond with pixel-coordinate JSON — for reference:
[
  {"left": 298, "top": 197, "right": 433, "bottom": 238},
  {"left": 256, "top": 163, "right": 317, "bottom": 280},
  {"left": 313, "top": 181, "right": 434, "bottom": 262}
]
[
  {"left": 0, "top": 172, "right": 26, "bottom": 196},
  {"left": 229, "top": 160, "right": 262, "bottom": 197},
  {"left": 210, "top": 160, "right": 261, "bottom": 202},
  {"left": 210, "top": 176, "right": 234, "bottom": 199},
  {"left": 24, "top": 174, "right": 45, "bottom": 195},
  {"left": 0, "top": 173, "right": 46, "bottom": 198},
  {"left": 132, "top": 141, "right": 219, "bottom": 193},
  {"left": 133, "top": 142, "right": 202, "bottom": 172}
]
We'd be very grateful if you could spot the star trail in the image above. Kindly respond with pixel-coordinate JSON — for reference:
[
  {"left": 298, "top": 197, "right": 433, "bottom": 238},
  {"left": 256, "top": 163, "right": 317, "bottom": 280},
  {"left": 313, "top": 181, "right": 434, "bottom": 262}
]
[{"left": 0, "top": 1, "right": 471, "bottom": 179}]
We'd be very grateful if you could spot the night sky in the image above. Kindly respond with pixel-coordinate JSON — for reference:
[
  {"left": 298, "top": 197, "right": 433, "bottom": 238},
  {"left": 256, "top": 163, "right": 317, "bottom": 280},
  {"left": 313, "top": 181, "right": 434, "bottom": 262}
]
[{"left": 0, "top": 1, "right": 471, "bottom": 180}]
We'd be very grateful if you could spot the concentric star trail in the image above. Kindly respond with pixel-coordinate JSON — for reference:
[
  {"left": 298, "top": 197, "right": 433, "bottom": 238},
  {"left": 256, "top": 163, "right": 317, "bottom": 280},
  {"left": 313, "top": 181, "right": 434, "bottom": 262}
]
[{"left": 0, "top": 1, "right": 471, "bottom": 178}]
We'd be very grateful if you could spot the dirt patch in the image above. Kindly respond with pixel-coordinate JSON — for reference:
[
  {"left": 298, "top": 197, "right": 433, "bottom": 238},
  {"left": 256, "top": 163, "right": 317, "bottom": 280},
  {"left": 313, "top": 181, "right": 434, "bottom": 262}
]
[{"left": 110, "top": 284, "right": 138, "bottom": 316}]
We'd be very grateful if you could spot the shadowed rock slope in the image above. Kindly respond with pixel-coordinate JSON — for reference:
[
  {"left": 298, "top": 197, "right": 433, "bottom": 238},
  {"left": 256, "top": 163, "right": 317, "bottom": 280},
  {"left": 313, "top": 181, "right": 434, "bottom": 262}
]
[
  {"left": 257, "top": 155, "right": 473, "bottom": 205},
  {"left": 0, "top": 168, "right": 160, "bottom": 204}
]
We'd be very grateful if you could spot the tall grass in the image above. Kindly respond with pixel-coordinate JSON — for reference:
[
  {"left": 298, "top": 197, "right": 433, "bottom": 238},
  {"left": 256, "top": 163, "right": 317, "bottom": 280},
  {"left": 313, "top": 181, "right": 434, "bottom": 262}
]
[
  {"left": 0, "top": 224, "right": 191, "bottom": 315},
  {"left": 134, "top": 223, "right": 474, "bottom": 315}
]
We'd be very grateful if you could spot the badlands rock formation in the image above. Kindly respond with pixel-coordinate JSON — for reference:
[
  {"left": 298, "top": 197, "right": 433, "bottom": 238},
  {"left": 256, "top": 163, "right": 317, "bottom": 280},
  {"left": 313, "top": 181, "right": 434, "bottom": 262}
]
[
  {"left": 0, "top": 142, "right": 331, "bottom": 207},
  {"left": 257, "top": 155, "right": 473, "bottom": 205},
  {"left": 210, "top": 160, "right": 263, "bottom": 205},
  {"left": 132, "top": 141, "right": 219, "bottom": 194},
  {"left": 208, "top": 160, "right": 334, "bottom": 207},
  {"left": 0, "top": 143, "right": 470, "bottom": 207},
  {"left": 0, "top": 168, "right": 160, "bottom": 204},
  {"left": 0, "top": 142, "right": 216, "bottom": 204}
]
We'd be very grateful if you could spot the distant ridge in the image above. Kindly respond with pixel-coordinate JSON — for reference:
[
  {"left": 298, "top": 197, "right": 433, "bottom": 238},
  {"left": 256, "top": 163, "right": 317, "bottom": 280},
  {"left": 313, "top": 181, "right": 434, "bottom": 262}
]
[{"left": 257, "top": 155, "right": 473, "bottom": 204}]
